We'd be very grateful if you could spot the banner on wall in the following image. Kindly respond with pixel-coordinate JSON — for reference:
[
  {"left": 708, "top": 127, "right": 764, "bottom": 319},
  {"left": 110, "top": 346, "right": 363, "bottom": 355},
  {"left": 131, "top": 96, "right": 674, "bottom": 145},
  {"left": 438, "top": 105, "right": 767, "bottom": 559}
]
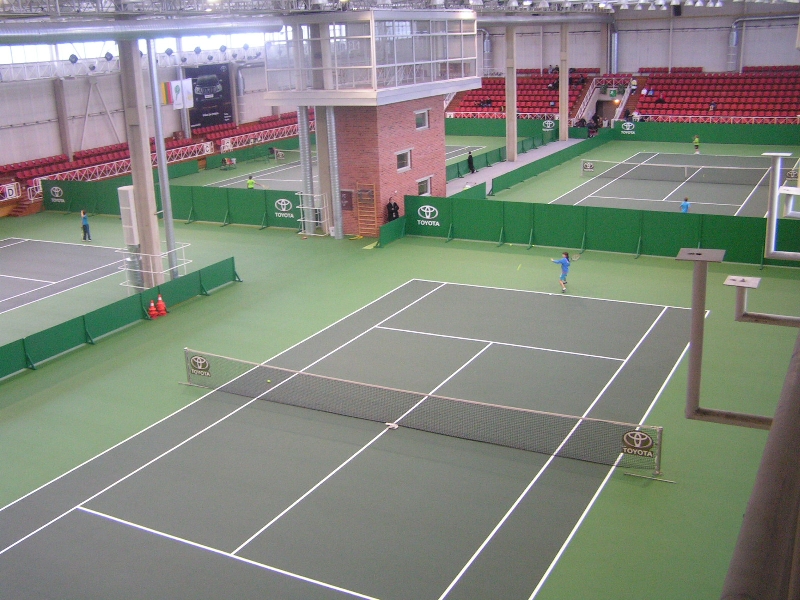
[{"left": 185, "top": 64, "right": 234, "bottom": 130}]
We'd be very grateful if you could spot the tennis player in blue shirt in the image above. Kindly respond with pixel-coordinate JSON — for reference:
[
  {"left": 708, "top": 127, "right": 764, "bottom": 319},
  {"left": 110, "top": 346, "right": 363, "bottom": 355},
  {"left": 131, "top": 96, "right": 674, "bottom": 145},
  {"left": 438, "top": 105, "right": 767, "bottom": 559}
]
[{"left": 552, "top": 252, "right": 570, "bottom": 292}]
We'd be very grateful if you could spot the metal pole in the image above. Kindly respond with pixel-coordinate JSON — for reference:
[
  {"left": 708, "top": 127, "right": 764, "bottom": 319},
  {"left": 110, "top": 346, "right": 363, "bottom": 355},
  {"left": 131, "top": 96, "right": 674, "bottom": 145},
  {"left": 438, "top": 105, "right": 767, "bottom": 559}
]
[
  {"left": 685, "top": 260, "right": 708, "bottom": 418},
  {"left": 326, "top": 106, "right": 343, "bottom": 240},
  {"left": 297, "top": 105, "right": 315, "bottom": 236},
  {"left": 147, "top": 38, "right": 178, "bottom": 279}
]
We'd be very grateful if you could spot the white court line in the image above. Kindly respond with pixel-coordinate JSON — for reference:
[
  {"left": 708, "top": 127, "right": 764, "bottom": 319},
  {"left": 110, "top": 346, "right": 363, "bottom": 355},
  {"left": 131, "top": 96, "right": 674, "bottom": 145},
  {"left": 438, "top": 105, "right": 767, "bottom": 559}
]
[
  {"left": 590, "top": 195, "right": 741, "bottom": 207},
  {"left": 376, "top": 325, "right": 625, "bottom": 362},
  {"left": 0, "top": 260, "right": 125, "bottom": 306},
  {"left": 414, "top": 279, "right": 690, "bottom": 311},
  {"left": 439, "top": 305, "right": 669, "bottom": 600},
  {"left": 0, "top": 238, "right": 27, "bottom": 249},
  {"left": 548, "top": 151, "right": 651, "bottom": 204},
  {"left": 0, "top": 281, "right": 448, "bottom": 565},
  {"left": 1, "top": 237, "right": 123, "bottom": 251},
  {"left": 214, "top": 161, "right": 319, "bottom": 188},
  {"left": 0, "top": 273, "right": 55, "bottom": 284},
  {"left": 77, "top": 507, "right": 380, "bottom": 600},
  {"left": 233, "top": 339, "right": 491, "bottom": 556},
  {"left": 0, "top": 278, "right": 426, "bottom": 517},
  {"left": 734, "top": 168, "right": 771, "bottom": 217},
  {"left": 574, "top": 154, "right": 661, "bottom": 206}
]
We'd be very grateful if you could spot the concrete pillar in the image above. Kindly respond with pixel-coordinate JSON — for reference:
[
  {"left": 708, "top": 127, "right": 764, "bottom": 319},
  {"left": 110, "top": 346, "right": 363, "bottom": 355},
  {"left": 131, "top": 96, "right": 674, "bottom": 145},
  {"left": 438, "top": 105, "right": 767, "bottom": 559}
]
[
  {"left": 505, "top": 25, "right": 517, "bottom": 163},
  {"left": 315, "top": 106, "right": 334, "bottom": 235},
  {"left": 53, "top": 78, "right": 72, "bottom": 160},
  {"left": 559, "top": 23, "right": 569, "bottom": 142},
  {"left": 118, "top": 39, "right": 163, "bottom": 288}
]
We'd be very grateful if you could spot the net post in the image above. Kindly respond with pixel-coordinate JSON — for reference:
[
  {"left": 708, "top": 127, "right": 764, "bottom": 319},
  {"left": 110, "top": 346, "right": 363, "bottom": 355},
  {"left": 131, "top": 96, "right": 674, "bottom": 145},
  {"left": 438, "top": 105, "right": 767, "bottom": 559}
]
[
  {"left": 527, "top": 227, "right": 534, "bottom": 249},
  {"left": 220, "top": 209, "right": 230, "bottom": 227},
  {"left": 497, "top": 226, "right": 505, "bottom": 247},
  {"left": 446, "top": 223, "right": 454, "bottom": 243},
  {"left": 83, "top": 316, "right": 95, "bottom": 345},
  {"left": 186, "top": 205, "right": 195, "bottom": 224},
  {"left": 653, "top": 426, "right": 663, "bottom": 476}
]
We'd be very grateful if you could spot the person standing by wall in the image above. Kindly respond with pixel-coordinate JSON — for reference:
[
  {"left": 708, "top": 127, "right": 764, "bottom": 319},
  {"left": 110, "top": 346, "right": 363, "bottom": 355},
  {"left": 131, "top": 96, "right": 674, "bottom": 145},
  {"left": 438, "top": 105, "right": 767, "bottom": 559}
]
[
  {"left": 80, "top": 210, "right": 91, "bottom": 241},
  {"left": 467, "top": 151, "right": 475, "bottom": 174},
  {"left": 693, "top": 135, "right": 701, "bottom": 154},
  {"left": 681, "top": 197, "right": 691, "bottom": 213}
]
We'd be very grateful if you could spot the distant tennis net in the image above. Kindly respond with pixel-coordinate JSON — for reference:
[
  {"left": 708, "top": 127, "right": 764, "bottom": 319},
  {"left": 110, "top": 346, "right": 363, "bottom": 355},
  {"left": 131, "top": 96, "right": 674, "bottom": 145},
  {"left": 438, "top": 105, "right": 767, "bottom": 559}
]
[
  {"left": 185, "top": 348, "right": 663, "bottom": 473},
  {"left": 580, "top": 159, "right": 793, "bottom": 186},
  {"left": 274, "top": 148, "right": 317, "bottom": 164}
]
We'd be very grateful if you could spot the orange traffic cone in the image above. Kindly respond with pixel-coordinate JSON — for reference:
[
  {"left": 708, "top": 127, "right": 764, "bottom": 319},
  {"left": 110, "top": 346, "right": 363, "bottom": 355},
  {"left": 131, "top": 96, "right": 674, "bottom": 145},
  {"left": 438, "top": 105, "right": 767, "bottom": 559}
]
[
  {"left": 148, "top": 300, "right": 158, "bottom": 319},
  {"left": 156, "top": 294, "right": 167, "bottom": 317}
]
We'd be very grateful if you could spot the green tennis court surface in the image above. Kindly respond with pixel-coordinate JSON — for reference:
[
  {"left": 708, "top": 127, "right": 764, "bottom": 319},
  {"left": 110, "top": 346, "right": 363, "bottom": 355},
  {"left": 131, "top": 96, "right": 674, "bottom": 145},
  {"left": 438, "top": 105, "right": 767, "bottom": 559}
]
[
  {"left": 551, "top": 151, "right": 797, "bottom": 216},
  {"left": 0, "top": 280, "right": 691, "bottom": 600}
]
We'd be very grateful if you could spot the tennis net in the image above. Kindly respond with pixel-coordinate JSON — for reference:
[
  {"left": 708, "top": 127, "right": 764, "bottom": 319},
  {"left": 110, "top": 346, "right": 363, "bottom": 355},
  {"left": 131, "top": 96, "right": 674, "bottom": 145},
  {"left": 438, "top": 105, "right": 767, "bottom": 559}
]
[
  {"left": 580, "top": 159, "right": 792, "bottom": 186},
  {"left": 274, "top": 148, "right": 317, "bottom": 164},
  {"left": 185, "top": 348, "right": 663, "bottom": 472}
]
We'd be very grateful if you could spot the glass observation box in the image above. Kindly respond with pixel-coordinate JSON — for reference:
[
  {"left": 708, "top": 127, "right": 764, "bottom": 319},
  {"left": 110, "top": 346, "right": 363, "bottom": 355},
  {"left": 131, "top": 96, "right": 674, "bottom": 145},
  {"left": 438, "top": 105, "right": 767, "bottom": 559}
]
[{"left": 263, "top": 10, "right": 479, "bottom": 105}]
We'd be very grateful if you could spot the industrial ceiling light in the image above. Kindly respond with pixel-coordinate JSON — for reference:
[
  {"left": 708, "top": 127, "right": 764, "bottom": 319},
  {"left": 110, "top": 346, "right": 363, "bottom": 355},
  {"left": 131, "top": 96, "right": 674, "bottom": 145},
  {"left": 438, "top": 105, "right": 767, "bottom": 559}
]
[
  {"left": 634, "top": 1, "right": 643, "bottom": 8},
  {"left": 694, "top": 0, "right": 704, "bottom": 6},
  {"left": 507, "top": 0, "right": 519, "bottom": 7},
  {"left": 219, "top": 45, "right": 227, "bottom": 53},
  {"left": 69, "top": 54, "right": 78, "bottom": 64},
  {"left": 620, "top": 2, "right": 629, "bottom": 8},
  {"left": 165, "top": 48, "right": 173, "bottom": 56},
  {"left": 105, "top": 52, "right": 114, "bottom": 61},
  {"left": 537, "top": 0, "right": 549, "bottom": 9},
  {"left": 194, "top": 47, "right": 202, "bottom": 54},
  {"left": 648, "top": 2, "right": 656, "bottom": 8}
]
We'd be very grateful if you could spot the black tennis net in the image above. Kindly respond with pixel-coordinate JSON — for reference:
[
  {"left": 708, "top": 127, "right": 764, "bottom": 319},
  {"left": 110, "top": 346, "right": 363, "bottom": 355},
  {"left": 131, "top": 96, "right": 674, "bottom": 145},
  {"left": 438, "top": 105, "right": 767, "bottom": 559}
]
[
  {"left": 580, "top": 159, "right": 792, "bottom": 187},
  {"left": 185, "top": 348, "right": 663, "bottom": 473}
]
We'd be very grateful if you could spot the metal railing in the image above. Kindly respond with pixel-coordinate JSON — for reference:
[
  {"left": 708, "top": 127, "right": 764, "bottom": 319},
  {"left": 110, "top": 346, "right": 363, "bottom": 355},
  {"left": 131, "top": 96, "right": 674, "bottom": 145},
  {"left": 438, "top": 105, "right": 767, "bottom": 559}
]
[{"left": 218, "top": 122, "right": 315, "bottom": 152}]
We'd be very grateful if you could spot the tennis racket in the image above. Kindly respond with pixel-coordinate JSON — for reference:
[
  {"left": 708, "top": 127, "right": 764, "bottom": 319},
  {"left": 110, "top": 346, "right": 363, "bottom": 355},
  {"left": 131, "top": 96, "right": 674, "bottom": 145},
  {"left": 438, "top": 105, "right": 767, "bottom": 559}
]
[{"left": 570, "top": 252, "right": 581, "bottom": 262}]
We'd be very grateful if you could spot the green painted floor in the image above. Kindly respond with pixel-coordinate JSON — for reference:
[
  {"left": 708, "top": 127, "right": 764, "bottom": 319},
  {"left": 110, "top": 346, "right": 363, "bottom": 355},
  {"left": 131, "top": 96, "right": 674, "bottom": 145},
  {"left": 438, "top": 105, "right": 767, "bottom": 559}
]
[{"left": 1, "top": 154, "right": 799, "bottom": 598}]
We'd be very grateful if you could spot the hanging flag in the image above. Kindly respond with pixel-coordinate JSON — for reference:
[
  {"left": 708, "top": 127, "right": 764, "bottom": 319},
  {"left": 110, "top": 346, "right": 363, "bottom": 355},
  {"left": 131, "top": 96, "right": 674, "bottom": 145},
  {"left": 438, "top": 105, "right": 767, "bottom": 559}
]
[
  {"left": 170, "top": 80, "right": 184, "bottom": 110},
  {"left": 182, "top": 78, "right": 194, "bottom": 109}
]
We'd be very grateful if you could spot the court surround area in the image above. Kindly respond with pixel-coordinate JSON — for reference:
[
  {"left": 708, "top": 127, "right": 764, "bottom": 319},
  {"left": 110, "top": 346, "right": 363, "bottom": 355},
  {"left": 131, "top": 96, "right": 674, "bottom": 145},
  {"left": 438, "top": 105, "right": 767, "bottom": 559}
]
[{"left": 0, "top": 280, "right": 691, "bottom": 600}]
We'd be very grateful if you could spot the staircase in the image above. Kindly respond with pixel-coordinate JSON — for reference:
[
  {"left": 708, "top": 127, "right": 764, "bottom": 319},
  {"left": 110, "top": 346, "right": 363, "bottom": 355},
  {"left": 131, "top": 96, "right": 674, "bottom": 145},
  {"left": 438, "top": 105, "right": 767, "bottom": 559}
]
[
  {"left": 355, "top": 183, "right": 378, "bottom": 238},
  {"left": 10, "top": 198, "right": 42, "bottom": 217}
]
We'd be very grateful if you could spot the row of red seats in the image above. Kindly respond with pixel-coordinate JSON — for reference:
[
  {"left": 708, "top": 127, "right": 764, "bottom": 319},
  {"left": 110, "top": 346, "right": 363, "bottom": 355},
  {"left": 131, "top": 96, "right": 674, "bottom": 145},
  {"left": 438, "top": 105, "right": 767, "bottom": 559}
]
[
  {"left": 742, "top": 65, "right": 800, "bottom": 72},
  {"left": 640, "top": 66, "right": 703, "bottom": 73},
  {"left": 1, "top": 154, "right": 68, "bottom": 175},
  {"left": 204, "top": 117, "right": 300, "bottom": 142},
  {"left": 74, "top": 143, "right": 127, "bottom": 160},
  {"left": 193, "top": 123, "right": 237, "bottom": 136}
]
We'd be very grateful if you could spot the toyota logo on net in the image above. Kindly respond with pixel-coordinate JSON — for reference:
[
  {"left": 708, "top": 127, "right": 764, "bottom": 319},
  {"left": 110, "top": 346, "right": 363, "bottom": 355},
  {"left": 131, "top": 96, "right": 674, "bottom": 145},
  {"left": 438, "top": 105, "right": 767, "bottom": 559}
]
[
  {"left": 622, "top": 430, "right": 655, "bottom": 458},
  {"left": 189, "top": 355, "right": 211, "bottom": 377},
  {"left": 417, "top": 205, "right": 440, "bottom": 227},
  {"left": 275, "top": 198, "right": 293, "bottom": 218},
  {"left": 543, "top": 120, "right": 555, "bottom": 131},
  {"left": 621, "top": 121, "right": 636, "bottom": 135}
]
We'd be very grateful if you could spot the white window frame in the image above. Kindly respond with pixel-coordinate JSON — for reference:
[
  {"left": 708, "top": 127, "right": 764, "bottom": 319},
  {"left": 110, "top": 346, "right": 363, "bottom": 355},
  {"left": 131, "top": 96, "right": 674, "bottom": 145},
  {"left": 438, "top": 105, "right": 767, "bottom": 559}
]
[
  {"left": 416, "top": 176, "right": 432, "bottom": 196},
  {"left": 396, "top": 148, "right": 412, "bottom": 172},
  {"left": 415, "top": 109, "right": 430, "bottom": 130}
]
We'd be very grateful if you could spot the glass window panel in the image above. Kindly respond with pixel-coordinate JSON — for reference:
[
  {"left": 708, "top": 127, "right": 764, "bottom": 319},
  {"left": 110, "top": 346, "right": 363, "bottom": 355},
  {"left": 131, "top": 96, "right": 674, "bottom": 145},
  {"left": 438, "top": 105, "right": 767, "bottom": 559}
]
[
  {"left": 415, "top": 110, "right": 429, "bottom": 129},
  {"left": 0, "top": 47, "right": 11, "bottom": 64},
  {"left": 462, "top": 59, "right": 476, "bottom": 78},
  {"left": 397, "top": 65, "right": 415, "bottom": 86},
  {"left": 448, "top": 21, "right": 462, "bottom": 33},
  {"left": 448, "top": 37, "right": 462, "bottom": 59},
  {"left": 434, "top": 62, "right": 449, "bottom": 81},
  {"left": 417, "top": 177, "right": 430, "bottom": 196},
  {"left": 415, "top": 63, "right": 432, "bottom": 84},
  {"left": 344, "top": 22, "right": 371, "bottom": 37},
  {"left": 463, "top": 35, "right": 477, "bottom": 58},
  {"left": 413, "top": 21, "right": 431, "bottom": 34},
  {"left": 394, "top": 21, "right": 412, "bottom": 36},
  {"left": 395, "top": 36, "right": 413, "bottom": 63},
  {"left": 397, "top": 150, "right": 410, "bottom": 171},
  {"left": 377, "top": 66, "right": 396, "bottom": 88},
  {"left": 375, "top": 38, "right": 395, "bottom": 66},
  {"left": 432, "top": 36, "right": 447, "bottom": 61},
  {"left": 463, "top": 20, "right": 476, "bottom": 33},
  {"left": 414, "top": 36, "right": 431, "bottom": 62},
  {"left": 432, "top": 21, "right": 447, "bottom": 33},
  {"left": 375, "top": 21, "right": 391, "bottom": 37}
]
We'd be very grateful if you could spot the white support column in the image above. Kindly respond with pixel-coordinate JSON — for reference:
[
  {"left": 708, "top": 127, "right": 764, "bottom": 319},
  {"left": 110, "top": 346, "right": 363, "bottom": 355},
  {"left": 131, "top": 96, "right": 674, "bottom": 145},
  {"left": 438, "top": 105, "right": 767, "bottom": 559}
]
[
  {"left": 559, "top": 23, "right": 569, "bottom": 142},
  {"left": 505, "top": 25, "right": 517, "bottom": 163},
  {"left": 52, "top": 78, "right": 72, "bottom": 160},
  {"left": 118, "top": 39, "right": 163, "bottom": 289}
]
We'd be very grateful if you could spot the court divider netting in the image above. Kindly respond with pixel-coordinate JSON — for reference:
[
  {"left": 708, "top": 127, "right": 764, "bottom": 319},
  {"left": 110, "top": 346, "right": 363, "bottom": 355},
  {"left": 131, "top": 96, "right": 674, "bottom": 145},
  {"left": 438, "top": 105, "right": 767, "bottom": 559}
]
[{"left": 184, "top": 348, "right": 664, "bottom": 474}]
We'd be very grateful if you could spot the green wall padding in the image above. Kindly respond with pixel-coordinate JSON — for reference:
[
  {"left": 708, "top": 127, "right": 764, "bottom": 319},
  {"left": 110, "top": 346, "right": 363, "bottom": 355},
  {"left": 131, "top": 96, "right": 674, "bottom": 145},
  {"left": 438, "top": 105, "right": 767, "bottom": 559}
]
[
  {"left": 445, "top": 118, "right": 559, "bottom": 139},
  {"left": 641, "top": 211, "right": 702, "bottom": 257},
  {"left": 378, "top": 216, "right": 406, "bottom": 247},
  {"left": 404, "top": 196, "right": 452, "bottom": 238},
  {"left": 228, "top": 188, "right": 268, "bottom": 226},
  {"left": 776, "top": 219, "right": 800, "bottom": 253},
  {"left": 586, "top": 206, "right": 641, "bottom": 254},
  {"left": 452, "top": 197, "right": 503, "bottom": 242},
  {"left": 159, "top": 271, "right": 203, "bottom": 306},
  {"left": 190, "top": 186, "right": 229, "bottom": 223},
  {"left": 503, "top": 202, "right": 534, "bottom": 245},
  {"left": 613, "top": 121, "right": 800, "bottom": 145},
  {"left": 265, "top": 190, "right": 303, "bottom": 228},
  {"left": 533, "top": 204, "right": 586, "bottom": 249},
  {"left": 701, "top": 215, "right": 766, "bottom": 264},
  {"left": 170, "top": 186, "right": 194, "bottom": 221},
  {"left": 0, "top": 340, "right": 27, "bottom": 380},
  {"left": 25, "top": 316, "right": 87, "bottom": 366},
  {"left": 200, "top": 257, "right": 240, "bottom": 292},
  {"left": 450, "top": 182, "right": 486, "bottom": 200},
  {"left": 84, "top": 295, "right": 144, "bottom": 340}
]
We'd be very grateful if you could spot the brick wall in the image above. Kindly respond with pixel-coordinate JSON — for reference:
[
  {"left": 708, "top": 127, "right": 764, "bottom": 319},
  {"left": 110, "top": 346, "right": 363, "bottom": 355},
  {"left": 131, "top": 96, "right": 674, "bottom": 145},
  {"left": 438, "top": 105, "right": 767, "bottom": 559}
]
[{"left": 335, "top": 96, "right": 446, "bottom": 235}]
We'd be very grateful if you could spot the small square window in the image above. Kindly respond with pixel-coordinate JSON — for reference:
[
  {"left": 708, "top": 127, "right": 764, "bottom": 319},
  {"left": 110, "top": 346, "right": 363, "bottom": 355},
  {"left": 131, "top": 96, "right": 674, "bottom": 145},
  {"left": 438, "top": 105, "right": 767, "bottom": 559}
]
[
  {"left": 415, "top": 109, "right": 429, "bottom": 130},
  {"left": 397, "top": 149, "right": 411, "bottom": 172},
  {"left": 417, "top": 176, "right": 431, "bottom": 196}
]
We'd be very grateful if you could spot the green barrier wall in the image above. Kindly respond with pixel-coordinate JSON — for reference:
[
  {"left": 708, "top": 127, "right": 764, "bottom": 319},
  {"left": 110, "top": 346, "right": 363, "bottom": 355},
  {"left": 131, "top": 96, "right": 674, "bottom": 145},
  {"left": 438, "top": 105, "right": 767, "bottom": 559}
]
[
  {"left": 450, "top": 182, "right": 487, "bottom": 200},
  {"left": 491, "top": 129, "right": 614, "bottom": 194},
  {"left": 400, "top": 194, "right": 799, "bottom": 269},
  {"left": 612, "top": 121, "right": 800, "bottom": 145},
  {"left": 445, "top": 118, "right": 559, "bottom": 139},
  {"left": 378, "top": 216, "right": 406, "bottom": 247},
  {"left": 0, "top": 258, "right": 241, "bottom": 381}
]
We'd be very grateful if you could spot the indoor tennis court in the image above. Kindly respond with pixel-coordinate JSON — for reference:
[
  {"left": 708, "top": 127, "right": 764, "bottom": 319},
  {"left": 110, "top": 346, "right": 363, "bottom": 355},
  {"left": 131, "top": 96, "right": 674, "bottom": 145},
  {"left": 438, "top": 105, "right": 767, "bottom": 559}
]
[
  {"left": 0, "top": 280, "right": 691, "bottom": 600},
  {"left": 0, "top": 238, "right": 124, "bottom": 314},
  {"left": 549, "top": 151, "right": 794, "bottom": 216}
]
